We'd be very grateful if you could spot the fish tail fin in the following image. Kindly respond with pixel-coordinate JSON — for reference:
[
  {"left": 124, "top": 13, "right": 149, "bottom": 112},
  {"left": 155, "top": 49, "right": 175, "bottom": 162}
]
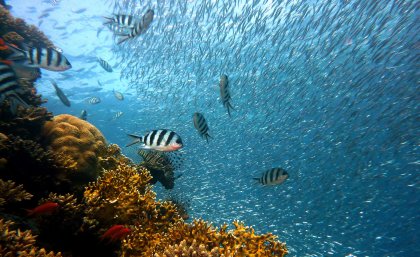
[
  {"left": 205, "top": 134, "right": 212, "bottom": 143},
  {"left": 103, "top": 16, "right": 114, "bottom": 25},
  {"left": 26, "top": 208, "right": 34, "bottom": 216},
  {"left": 226, "top": 102, "right": 233, "bottom": 117},
  {"left": 4, "top": 43, "right": 27, "bottom": 61},
  {"left": 252, "top": 177, "right": 261, "bottom": 184},
  {"left": 117, "top": 35, "right": 130, "bottom": 44},
  {"left": 126, "top": 134, "right": 142, "bottom": 147}
]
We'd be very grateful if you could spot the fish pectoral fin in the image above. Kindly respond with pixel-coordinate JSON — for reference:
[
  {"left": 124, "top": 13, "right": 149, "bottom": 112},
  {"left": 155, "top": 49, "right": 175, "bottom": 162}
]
[{"left": 125, "top": 139, "right": 141, "bottom": 147}]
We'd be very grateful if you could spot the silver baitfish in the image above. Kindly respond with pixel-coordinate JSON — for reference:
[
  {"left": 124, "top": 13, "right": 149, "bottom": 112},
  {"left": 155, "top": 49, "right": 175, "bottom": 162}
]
[
  {"left": 126, "top": 129, "right": 183, "bottom": 152},
  {"left": 87, "top": 96, "right": 101, "bottom": 104},
  {"left": 253, "top": 168, "right": 289, "bottom": 186},
  {"left": 219, "top": 74, "right": 234, "bottom": 117},
  {"left": 117, "top": 9, "right": 154, "bottom": 44},
  {"left": 193, "top": 112, "right": 212, "bottom": 143},
  {"left": 50, "top": 79, "right": 70, "bottom": 107},
  {"left": 97, "top": 57, "right": 113, "bottom": 72},
  {"left": 8, "top": 44, "right": 71, "bottom": 71},
  {"left": 0, "top": 62, "right": 29, "bottom": 113},
  {"left": 113, "top": 89, "right": 124, "bottom": 100},
  {"left": 80, "top": 109, "right": 87, "bottom": 120}
]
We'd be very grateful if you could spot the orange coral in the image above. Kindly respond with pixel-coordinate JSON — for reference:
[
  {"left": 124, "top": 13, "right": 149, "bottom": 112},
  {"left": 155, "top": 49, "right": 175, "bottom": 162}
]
[
  {"left": 0, "top": 219, "right": 62, "bottom": 257},
  {"left": 41, "top": 114, "right": 106, "bottom": 180}
]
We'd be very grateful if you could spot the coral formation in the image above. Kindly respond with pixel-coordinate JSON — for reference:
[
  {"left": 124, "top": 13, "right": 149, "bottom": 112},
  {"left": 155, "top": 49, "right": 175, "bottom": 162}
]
[
  {"left": 41, "top": 114, "right": 107, "bottom": 180},
  {"left": 0, "top": 5, "right": 54, "bottom": 48},
  {"left": 0, "top": 179, "right": 32, "bottom": 207},
  {"left": 0, "top": 219, "right": 62, "bottom": 257},
  {"left": 0, "top": 134, "right": 78, "bottom": 200}
]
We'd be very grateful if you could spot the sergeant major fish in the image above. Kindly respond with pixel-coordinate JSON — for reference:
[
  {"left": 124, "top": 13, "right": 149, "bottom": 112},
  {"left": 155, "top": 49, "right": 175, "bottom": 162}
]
[
  {"left": 0, "top": 62, "right": 29, "bottom": 113},
  {"left": 118, "top": 9, "right": 154, "bottom": 44},
  {"left": 219, "top": 74, "right": 234, "bottom": 117},
  {"left": 97, "top": 57, "right": 113, "bottom": 72},
  {"left": 50, "top": 79, "right": 70, "bottom": 107},
  {"left": 253, "top": 167, "right": 289, "bottom": 186},
  {"left": 193, "top": 112, "right": 212, "bottom": 143},
  {"left": 7, "top": 44, "right": 71, "bottom": 71},
  {"left": 126, "top": 129, "right": 183, "bottom": 152},
  {"left": 87, "top": 96, "right": 101, "bottom": 104}
]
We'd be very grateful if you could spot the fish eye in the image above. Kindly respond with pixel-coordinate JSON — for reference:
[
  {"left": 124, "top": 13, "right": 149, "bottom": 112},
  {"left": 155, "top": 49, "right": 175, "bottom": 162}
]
[{"left": 175, "top": 138, "right": 182, "bottom": 145}]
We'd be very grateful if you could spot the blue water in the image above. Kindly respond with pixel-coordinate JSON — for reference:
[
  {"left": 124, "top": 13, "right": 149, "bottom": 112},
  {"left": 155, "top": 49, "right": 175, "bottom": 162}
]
[{"left": 10, "top": 0, "right": 419, "bottom": 256}]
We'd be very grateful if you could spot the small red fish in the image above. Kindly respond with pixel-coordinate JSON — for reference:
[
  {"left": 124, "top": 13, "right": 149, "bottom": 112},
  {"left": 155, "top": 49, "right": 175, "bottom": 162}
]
[
  {"left": 109, "top": 227, "right": 131, "bottom": 242},
  {"left": 101, "top": 225, "right": 131, "bottom": 242},
  {"left": 27, "top": 202, "right": 59, "bottom": 216}
]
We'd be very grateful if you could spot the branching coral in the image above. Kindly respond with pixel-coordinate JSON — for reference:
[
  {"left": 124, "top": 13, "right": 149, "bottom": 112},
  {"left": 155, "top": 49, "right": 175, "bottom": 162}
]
[
  {"left": 0, "top": 134, "right": 77, "bottom": 199},
  {"left": 0, "top": 179, "right": 32, "bottom": 207},
  {"left": 41, "top": 114, "right": 107, "bottom": 180},
  {"left": 155, "top": 239, "right": 221, "bottom": 257},
  {"left": 0, "top": 219, "right": 62, "bottom": 257}
]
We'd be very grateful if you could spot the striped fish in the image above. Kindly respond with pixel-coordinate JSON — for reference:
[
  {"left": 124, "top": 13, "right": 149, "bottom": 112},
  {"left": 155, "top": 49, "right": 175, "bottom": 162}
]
[
  {"left": 138, "top": 149, "right": 183, "bottom": 172},
  {"left": 0, "top": 62, "right": 29, "bottom": 113},
  {"left": 253, "top": 168, "right": 289, "bottom": 186},
  {"left": 87, "top": 96, "right": 101, "bottom": 104},
  {"left": 118, "top": 9, "right": 154, "bottom": 44},
  {"left": 193, "top": 112, "right": 211, "bottom": 143},
  {"left": 97, "top": 57, "right": 113, "bottom": 72},
  {"left": 8, "top": 44, "right": 71, "bottom": 71},
  {"left": 219, "top": 74, "right": 234, "bottom": 117},
  {"left": 104, "top": 14, "right": 137, "bottom": 28},
  {"left": 112, "top": 111, "right": 123, "bottom": 120},
  {"left": 126, "top": 129, "right": 183, "bottom": 152}
]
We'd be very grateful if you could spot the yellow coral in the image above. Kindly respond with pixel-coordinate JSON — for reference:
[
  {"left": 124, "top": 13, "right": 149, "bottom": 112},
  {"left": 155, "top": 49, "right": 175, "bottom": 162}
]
[
  {"left": 0, "top": 219, "right": 62, "bottom": 257},
  {"left": 0, "top": 179, "right": 32, "bottom": 207},
  {"left": 41, "top": 114, "right": 106, "bottom": 179}
]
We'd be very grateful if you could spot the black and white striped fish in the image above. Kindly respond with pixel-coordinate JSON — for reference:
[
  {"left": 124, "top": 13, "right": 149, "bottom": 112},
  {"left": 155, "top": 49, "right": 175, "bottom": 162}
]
[
  {"left": 219, "top": 74, "right": 234, "bottom": 117},
  {"left": 104, "top": 14, "right": 137, "bottom": 28},
  {"left": 253, "top": 168, "right": 289, "bottom": 186},
  {"left": 126, "top": 129, "right": 183, "bottom": 152},
  {"left": 112, "top": 111, "right": 123, "bottom": 120},
  {"left": 193, "top": 112, "right": 211, "bottom": 143},
  {"left": 97, "top": 57, "right": 113, "bottom": 72},
  {"left": 0, "top": 62, "right": 29, "bottom": 113},
  {"left": 87, "top": 96, "right": 101, "bottom": 104},
  {"left": 8, "top": 44, "right": 71, "bottom": 71},
  {"left": 117, "top": 9, "right": 154, "bottom": 44}
]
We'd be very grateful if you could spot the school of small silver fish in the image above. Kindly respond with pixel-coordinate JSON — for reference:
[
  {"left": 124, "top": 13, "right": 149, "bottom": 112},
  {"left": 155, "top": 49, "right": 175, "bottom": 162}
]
[{"left": 5, "top": 0, "right": 418, "bottom": 256}]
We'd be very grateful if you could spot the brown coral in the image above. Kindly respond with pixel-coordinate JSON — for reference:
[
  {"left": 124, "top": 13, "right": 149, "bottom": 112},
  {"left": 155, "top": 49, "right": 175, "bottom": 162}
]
[
  {"left": 41, "top": 114, "right": 107, "bottom": 180},
  {"left": 0, "top": 134, "right": 77, "bottom": 200},
  {"left": 0, "top": 219, "right": 62, "bottom": 257},
  {"left": 0, "top": 179, "right": 32, "bottom": 207},
  {"left": 0, "top": 5, "right": 54, "bottom": 48}
]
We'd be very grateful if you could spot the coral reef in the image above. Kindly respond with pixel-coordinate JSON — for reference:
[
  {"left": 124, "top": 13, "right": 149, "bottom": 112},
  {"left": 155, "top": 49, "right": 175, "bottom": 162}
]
[
  {"left": 0, "top": 219, "right": 62, "bottom": 257},
  {"left": 0, "top": 179, "right": 32, "bottom": 207},
  {"left": 0, "top": 5, "right": 54, "bottom": 47},
  {"left": 41, "top": 114, "right": 107, "bottom": 181},
  {"left": 0, "top": 134, "right": 78, "bottom": 200}
]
